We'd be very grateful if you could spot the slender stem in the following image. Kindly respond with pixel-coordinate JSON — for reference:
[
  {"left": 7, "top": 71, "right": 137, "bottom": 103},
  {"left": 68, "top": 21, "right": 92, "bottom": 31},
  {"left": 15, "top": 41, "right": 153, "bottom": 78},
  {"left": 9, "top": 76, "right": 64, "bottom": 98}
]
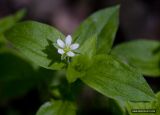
[{"left": 67, "top": 56, "right": 70, "bottom": 63}]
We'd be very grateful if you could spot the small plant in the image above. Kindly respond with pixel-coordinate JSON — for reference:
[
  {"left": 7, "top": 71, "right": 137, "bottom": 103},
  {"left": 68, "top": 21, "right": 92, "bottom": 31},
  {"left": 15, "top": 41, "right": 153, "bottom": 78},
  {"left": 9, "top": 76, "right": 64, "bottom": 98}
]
[{"left": 0, "top": 5, "right": 160, "bottom": 115}]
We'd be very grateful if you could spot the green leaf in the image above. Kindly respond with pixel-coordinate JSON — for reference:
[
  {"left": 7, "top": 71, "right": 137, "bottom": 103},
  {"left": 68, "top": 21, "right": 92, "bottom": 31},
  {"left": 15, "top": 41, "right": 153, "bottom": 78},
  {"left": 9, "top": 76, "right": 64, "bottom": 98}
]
[
  {"left": 67, "top": 55, "right": 91, "bottom": 83},
  {"left": 0, "top": 9, "right": 26, "bottom": 33},
  {"left": 5, "top": 21, "right": 65, "bottom": 70},
  {"left": 112, "top": 40, "right": 160, "bottom": 77},
  {"left": 36, "top": 100, "right": 76, "bottom": 115},
  {"left": 126, "top": 92, "right": 160, "bottom": 115},
  {"left": 73, "top": 5, "right": 119, "bottom": 54},
  {"left": 78, "top": 35, "right": 97, "bottom": 57},
  {"left": 80, "top": 55, "right": 155, "bottom": 101},
  {"left": 0, "top": 48, "right": 38, "bottom": 101},
  {"left": 0, "top": 9, "right": 25, "bottom": 49}
]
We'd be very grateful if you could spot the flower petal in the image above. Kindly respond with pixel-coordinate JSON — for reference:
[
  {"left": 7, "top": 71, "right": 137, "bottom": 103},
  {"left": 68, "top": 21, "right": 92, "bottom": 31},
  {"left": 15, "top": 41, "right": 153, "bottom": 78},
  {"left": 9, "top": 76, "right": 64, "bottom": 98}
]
[
  {"left": 57, "top": 39, "right": 65, "bottom": 48},
  {"left": 67, "top": 51, "right": 75, "bottom": 57},
  {"left": 70, "top": 43, "right": 79, "bottom": 50},
  {"left": 58, "top": 49, "right": 65, "bottom": 54},
  {"left": 65, "top": 35, "right": 72, "bottom": 46}
]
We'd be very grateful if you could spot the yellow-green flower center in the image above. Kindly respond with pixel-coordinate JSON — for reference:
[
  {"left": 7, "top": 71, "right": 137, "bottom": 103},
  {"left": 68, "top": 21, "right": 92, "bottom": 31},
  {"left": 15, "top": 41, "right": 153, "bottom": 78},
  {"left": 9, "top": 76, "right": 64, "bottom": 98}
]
[{"left": 64, "top": 46, "right": 71, "bottom": 53}]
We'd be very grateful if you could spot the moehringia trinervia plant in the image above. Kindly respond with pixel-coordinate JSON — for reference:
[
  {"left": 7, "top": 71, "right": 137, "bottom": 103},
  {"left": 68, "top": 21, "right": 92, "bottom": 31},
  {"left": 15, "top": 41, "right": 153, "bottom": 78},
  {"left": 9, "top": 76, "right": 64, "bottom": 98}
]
[
  {"left": 3, "top": 5, "right": 160, "bottom": 115},
  {"left": 55, "top": 35, "right": 79, "bottom": 61}
]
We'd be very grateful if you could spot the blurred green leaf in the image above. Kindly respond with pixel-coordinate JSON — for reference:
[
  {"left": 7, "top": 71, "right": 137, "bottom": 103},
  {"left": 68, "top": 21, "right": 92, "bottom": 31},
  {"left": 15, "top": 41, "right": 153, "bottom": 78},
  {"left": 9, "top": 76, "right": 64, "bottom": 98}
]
[
  {"left": 0, "top": 34, "right": 6, "bottom": 48},
  {"left": 80, "top": 55, "right": 155, "bottom": 101},
  {"left": 0, "top": 9, "right": 26, "bottom": 34},
  {"left": 126, "top": 92, "right": 160, "bottom": 115},
  {"left": 73, "top": 5, "right": 119, "bottom": 55},
  {"left": 112, "top": 40, "right": 160, "bottom": 77},
  {"left": 0, "top": 48, "right": 39, "bottom": 101},
  {"left": 108, "top": 99, "right": 126, "bottom": 115},
  {"left": 36, "top": 100, "right": 76, "bottom": 115},
  {"left": 5, "top": 21, "right": 65, "bottom": 70}
]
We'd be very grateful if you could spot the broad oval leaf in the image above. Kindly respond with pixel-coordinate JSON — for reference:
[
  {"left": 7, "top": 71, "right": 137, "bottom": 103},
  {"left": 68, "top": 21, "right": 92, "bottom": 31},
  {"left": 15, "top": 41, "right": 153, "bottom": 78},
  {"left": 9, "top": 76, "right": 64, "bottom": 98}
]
[
  {"left": 80, "top": 55, "right": 155, "bottom": 101},
  {"left": 112, "top": 40, "right": 160, "bottom": 77},
  {"left": 73, "top": 5, "right": 119, "bottom": 55},
  {"left": 36, "top": 100, "right": 76, "bottom": 115},
  {"left": 0, "top": 9, "right": 26, "bottom": 34},
  {"left": 78, "top": 35, "right": 97, "bottom": 57},
  {"left": 5, "top": 21, "right": 65, "bottom": 70},
  {"left": 126, "top": 92, "right": 160, "bottom": 115}
]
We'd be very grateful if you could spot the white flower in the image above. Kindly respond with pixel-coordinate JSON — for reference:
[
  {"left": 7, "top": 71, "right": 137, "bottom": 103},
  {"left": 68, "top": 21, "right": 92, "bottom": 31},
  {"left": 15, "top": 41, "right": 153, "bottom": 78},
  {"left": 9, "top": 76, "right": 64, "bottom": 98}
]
[{"left": 56, "top": 35, "right": 79, "bottom": 59}]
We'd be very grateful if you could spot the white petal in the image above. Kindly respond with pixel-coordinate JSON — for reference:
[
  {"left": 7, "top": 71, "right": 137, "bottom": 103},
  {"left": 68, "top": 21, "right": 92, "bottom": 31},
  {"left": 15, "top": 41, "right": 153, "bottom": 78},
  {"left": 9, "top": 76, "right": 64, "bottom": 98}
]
[
  {"left": 57, "top": 39, "right": 65, "bottom": 48},
  {"left": 66, "top": 51, "right": 75, "bottom": 57},
  {"left": 65, "top": 35, "right": 72, "bottom": 46},
  {"left": 58, "top": 49, "right": 65, "bottom": 54},
  {"left": 70, "top": 43, "right": 79, "bottom": 50}
]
